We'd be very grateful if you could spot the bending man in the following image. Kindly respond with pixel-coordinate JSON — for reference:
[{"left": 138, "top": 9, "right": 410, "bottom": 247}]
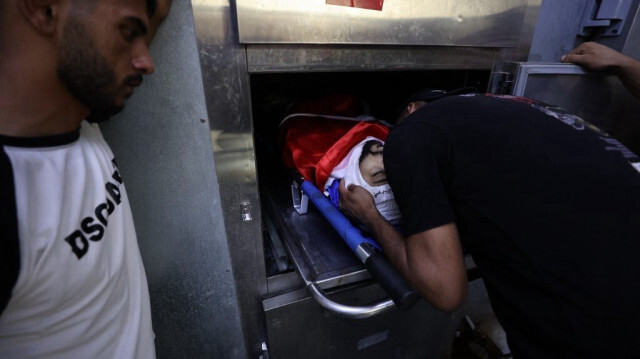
[{"left": 340, "top": 89, "right": 640, "bottom": 359}]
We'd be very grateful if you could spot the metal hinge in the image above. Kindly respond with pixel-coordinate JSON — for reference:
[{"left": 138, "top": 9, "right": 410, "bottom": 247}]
[
  {"left": 488, "top": 71, "right": 514, "bottom": 95},
  {"left": 579, "top": 0, "right": 632, "bottom": 37}
]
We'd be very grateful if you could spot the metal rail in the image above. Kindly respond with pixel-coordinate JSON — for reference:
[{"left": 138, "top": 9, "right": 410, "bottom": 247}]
[{"left": 307, "top": 283, "right": 396, "bottom": 319}]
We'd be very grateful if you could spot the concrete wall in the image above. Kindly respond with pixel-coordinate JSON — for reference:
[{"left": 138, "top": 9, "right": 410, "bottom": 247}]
[{"left": 100, "top": 0, "right": 247, "bottom": 357}]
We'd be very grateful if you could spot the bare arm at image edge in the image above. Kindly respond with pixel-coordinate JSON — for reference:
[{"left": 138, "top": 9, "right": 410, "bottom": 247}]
[
  {"left": 562, "top": 41, "right": 640, "bottom": 100},
  {"left": 339, "top": 180, "right": 467, "bottom": 312}
]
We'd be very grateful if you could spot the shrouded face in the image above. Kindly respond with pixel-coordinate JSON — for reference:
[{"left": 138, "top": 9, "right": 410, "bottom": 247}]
[
  {"left": 359, "top": 142, "right": 387, "bottom": 187},
  {"left": 56, "top": 0, "right": 156, "bottom": 122},
  {"left": 344, "top": 139, "right": 401, "bottom": 225}
]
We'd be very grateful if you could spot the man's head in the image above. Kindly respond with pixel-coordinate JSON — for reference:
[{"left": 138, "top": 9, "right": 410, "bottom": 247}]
[
  {"left": 2, "top": 0, "right": 172, "bottom": 123},
  {"left": 343, "top": 138, "right": 402, "bottom": 225},
  {"left": 358, "top": 140, "right": 387, "bottom": 187},
  {"left": 58, "top": 0, "right": 170, "bottom": 122},
  {"left": 395, "top": 87, "right": 478, "bottom": 124},
  {"left": 395, "top": 100, "right": 427, "bottom": 124}
]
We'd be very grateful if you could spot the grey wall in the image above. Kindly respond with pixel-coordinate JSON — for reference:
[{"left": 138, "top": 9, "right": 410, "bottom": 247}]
[
  {"left": 100, "top": 0, "right": 247, "bottom": 357},
  {"left": 529, "top": 0, "right": 640, "bottom": 62},
  {"left": 624, "top": 5, "right": 640, "bottom": 59}
]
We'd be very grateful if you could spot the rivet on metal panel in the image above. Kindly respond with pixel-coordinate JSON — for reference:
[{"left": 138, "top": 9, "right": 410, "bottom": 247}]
[
  {"left": 259, "top": 342, "right": 270, "bottom": 359},
  {"left": 241, "top": 201, "right": 252, "bottom": 221}
]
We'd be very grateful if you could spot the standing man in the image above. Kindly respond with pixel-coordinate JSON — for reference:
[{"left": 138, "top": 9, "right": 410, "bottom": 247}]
[
  {"left": 339, "top": 89, "right": 640, "bottom": 358},
  {"left": 0, "top": 0, "right": 171, "bottom": 358}
]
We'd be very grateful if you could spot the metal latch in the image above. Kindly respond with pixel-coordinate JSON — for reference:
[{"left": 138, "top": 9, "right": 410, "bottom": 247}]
[
  {"left": 578, "top": 0, "right": 632, "bottom": 37},
  {"left": 488, "top": 71, "right": 514, "bottom": 95},
  {"left": 240, "top": 201, "right": 252, "bottom": 221},
  {"left": 290, "top": 181, "right": 308, "bottom": 215}
]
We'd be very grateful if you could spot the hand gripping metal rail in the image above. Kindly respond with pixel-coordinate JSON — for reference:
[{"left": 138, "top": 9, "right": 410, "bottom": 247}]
[{"left": 291, "top": 179, "right": 418, "bottom": 319}]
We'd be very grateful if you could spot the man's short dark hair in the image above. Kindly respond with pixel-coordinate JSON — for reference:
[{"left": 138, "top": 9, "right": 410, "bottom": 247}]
[
  {"left": 359, "top": 139, "right": 383, "bottom": 165},
  {"left": 146, "top": 0, "right": 158, "bottom": 17},
  {"left": 403, "top": 87, "right": 478, "bottom": 105},
  {"left": 393, "top": 87, "right": 479, "bottom": 124}
]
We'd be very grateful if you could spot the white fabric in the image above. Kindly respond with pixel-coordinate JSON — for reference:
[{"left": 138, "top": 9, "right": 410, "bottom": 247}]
[
  {"left": 0, "top": 121, "right": 155, "bottom": 359},
  {"left": 329, "top": 137, "right": 401, "bottom": 225}
]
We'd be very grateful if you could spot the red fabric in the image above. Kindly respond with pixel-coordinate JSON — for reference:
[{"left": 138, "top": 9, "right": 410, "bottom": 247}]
[
  {"left": 314, "top": 121, "right": 388, "bottom": 188},
  {"left": 279, "top": 94, "right": 389, "bottom": 189}
]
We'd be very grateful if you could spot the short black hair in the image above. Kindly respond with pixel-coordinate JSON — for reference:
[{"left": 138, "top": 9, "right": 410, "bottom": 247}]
[
  {"left": 394, "top": 87, "right": 479, "bottom": 122},
  {"left": 146, "top": 0, "right": 157, "bottom": 17},
  {"left": 403, "top": 87, "right": 478, "bottom": 104},
  {"left": 359, "top": 139, "right": 383, "bottom": 165}
]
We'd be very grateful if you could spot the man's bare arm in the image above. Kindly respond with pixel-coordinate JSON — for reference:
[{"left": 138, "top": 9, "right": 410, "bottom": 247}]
[
  {"left": 562, "top": 42, "right": 640, "bottom": 99},
  {"left": 339, "top": 180, "right": 467, "bottom": 312}
]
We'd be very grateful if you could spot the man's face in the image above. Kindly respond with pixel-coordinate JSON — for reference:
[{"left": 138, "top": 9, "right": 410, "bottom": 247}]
[
  {"left": 56, "top": 0, "right": 159, "bottom": 122},
  {"left": 359, "top": 143, "right": 388, "bottom": 187}
]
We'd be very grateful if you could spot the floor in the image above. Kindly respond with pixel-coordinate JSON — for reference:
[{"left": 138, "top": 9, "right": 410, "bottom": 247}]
[
  {"left": 447, "top": 315, "right": 511, "bottom": 359},
  {"left": 443, "top": 279, "right": 512, "bottom": 359}
]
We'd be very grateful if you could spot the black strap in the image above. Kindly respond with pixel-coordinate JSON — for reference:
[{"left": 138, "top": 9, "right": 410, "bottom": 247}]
[{"left": 0, "top": 147, "right": 20, "bottom": 315}]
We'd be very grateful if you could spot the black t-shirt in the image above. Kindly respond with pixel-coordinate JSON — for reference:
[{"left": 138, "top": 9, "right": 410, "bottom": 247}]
[{"left": 384, "top": 93, "right": 640, "bottom": 359}]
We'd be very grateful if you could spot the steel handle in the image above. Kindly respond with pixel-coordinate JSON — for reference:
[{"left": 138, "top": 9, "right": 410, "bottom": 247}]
[
  {"left": 307, "top": 283, "right": 396, "bottom": 319},
  {"left": 363, "top": 249, "right": 419, "bottom": 310}
]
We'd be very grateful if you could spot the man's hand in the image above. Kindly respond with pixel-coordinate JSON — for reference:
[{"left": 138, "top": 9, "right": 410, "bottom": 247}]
[
  {"left": 338, "top": 178, "right": 380, "bottom": 231},
  {"left": 339, "top": 180, "right": 467, "bottom": 311},
  {"left": 561, "top": 41, "right": 630, "bottom": 73},
  {"left": 562, "top": 42, "right": 640, "bottom": 100}
]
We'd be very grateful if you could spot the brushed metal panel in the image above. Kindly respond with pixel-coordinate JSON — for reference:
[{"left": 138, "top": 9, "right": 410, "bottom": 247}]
[
  {"left": 263, "top": 285, "right": 462, "bottom": 359},
  {"left": 236, "top": 0, "right": 528, "bottom": 46},
  {"left": 192, "top": 0, "right": 268, "bottom": 356},
  {"left": 246, "top": 44, "right": 499, "bottom": 73}
]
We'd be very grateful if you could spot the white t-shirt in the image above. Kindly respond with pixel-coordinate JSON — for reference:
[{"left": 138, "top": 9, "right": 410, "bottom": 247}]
[{"left": 0, "top": 121, "right": 155, "bottom": 359}]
